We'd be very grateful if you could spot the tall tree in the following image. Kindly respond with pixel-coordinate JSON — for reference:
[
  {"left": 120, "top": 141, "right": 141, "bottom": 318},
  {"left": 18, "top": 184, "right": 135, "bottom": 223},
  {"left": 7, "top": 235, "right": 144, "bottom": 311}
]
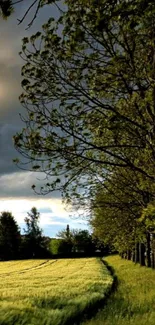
[
  {"left": 90, "top": 167, "right": 149, "bottom": 257},
  {"left": 14, "top": 0, "right": 155, "bottom": 204},
  {"left": 13, "top": 1, "right": 155, "bottom": 264},
  {"left": 23, "top": 207, "right": 44, "bottom": 258},
  {"left": 0, "top": 211, "right": 21, "bottom": 260}
]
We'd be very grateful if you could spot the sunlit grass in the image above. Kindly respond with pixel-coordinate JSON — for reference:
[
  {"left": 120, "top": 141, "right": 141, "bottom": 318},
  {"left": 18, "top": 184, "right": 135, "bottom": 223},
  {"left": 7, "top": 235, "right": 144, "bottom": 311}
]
[
  {"left": 0, "top": 258, "right": 113, "bottom": 325},
  {"left": 82, "top": 255, "right": 155, "bottom": 325}
]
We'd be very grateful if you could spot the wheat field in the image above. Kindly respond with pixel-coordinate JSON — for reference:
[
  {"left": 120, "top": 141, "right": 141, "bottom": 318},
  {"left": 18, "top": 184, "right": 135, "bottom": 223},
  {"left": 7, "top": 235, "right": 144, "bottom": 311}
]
[{"left": 0, "top": 258, "right": 113, "bottom": 325}]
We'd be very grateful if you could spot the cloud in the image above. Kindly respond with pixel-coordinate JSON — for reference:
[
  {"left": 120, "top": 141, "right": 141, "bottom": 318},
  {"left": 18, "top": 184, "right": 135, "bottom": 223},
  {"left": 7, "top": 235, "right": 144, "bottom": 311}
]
[
  {"left": 0, "top": 197, "right": 88, "bottom": 236},
  {"left": 37, "top": 207, "right": 53, "bottom": 214},
  {"left": 0, "top": 170, "right": 61, "bottom": 198},
  {"left": 0, "top": 2, "right": 90, "bottom": 237}
]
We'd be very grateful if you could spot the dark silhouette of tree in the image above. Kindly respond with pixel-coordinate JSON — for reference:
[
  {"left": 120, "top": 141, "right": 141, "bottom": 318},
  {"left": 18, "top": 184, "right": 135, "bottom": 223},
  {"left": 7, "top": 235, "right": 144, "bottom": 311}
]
[
  {"left": 72, "top": 230, "right": 94, "bottom": 254},
  {"left": 0, "top": 211, "right": 21, "bottom": 260},
  {"left": 0, "top": 0, "right": 56, "bottom": 27},
  {"left": 56, "top": 224, "right": 73, "bottom": 255},
  {"left": 57, "top": 226, "right": 95, "bottom": 255},
  {"left": 0, "top": 0, "right": 13, "bottom": 18},
  {"left": 23, "top": 207, "right": 46, "bottom": 258}
]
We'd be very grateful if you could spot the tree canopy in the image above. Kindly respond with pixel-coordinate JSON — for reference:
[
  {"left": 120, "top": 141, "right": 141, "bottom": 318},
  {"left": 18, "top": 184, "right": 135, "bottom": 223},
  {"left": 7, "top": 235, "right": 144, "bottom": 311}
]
[
  {"left": 14, "top": 0, "right": 155, "bottom": 197},
  {"left": 23, "top": 207, "right": 45, "bottom": 257},
  {"left": 0, "top": 211, "right": 21, "bottom": 260},
  {"left": 13, "top": 0, "right": 155, "bottom": 258}
]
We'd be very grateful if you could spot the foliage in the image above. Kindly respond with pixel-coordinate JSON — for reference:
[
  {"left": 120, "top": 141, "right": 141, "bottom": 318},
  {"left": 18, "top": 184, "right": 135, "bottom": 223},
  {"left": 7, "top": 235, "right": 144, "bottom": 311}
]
[
  {"left": 13, "top": 0, "right": 155, "bottom": 256},
  {"left": 0, "top": 0, "right": 13, "bottom": 18},
  {"left": 0, "top": 258, "right": 113, "bottom": 325},
  {"left": 139, "top": 203, "right": 155, "bottom": 230},
  {"left": 49, "top": 237, "right": 73, "bottom": 255},
  {"left": 23, "top": 207, "right": 47, "bottom": 258},
  {"left": 0, "top": 211, "right": 21, "bottom": 260},
  {"left": 72, "top": 230, "right": 94, "bottom": 253},
  {"left": 14, "top": 0, "right": 155, "bottom": 204},
  {"left": 56, "top": 226, "right": 97, "bottom": 254},
  {"left": 90, "top": 167, "right": 149, "bottom": 253}
]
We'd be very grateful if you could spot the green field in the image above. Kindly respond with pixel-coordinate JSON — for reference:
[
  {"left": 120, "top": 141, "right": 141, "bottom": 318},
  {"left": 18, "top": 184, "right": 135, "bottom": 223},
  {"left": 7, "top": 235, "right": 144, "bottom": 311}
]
[
  {"left": 83, "top": 255, "right": 155, "bottom": 325},
  {"left": 0, "top": 258, "right": 113, "bottom": 325}
]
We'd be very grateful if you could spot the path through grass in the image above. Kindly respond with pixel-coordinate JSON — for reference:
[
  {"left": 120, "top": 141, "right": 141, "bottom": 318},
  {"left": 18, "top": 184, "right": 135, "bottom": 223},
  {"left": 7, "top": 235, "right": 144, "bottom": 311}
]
[{"left": 82, "top": 255, "right": 155, "bottom": 325}]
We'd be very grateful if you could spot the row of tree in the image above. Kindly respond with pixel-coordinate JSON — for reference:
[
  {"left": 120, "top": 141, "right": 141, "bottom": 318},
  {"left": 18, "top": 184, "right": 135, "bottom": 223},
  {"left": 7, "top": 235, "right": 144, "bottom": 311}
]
[
  {"left": 50, "top": 225, "right": 111, "bottom": 257},
  {"left": 0, "top": 207, "right": 50, "bottom": 260},
  {"left": 0, "top": 209, "right": 109, "bottom": 260},
  {"left": 12, "top": 0, "right": 155, "bottom": 267},
  {"left": 0, "top": 1, "right": 153, "bottom": 267},
  {"left": 90, "top": 168, "right": 155, "bottom": 268}
]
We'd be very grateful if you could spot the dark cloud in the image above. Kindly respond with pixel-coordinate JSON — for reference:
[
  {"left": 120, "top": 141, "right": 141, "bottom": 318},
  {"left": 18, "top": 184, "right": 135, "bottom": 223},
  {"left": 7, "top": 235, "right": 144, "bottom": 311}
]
[
  {"left": 0, "top": 171, "right": 61, "bottom": 198},
  {"left": 0, "top": 3, "right": 60, "bottom": 187},
  {"left": 0, "top": 4, "right": 89, "bottom": 238}
]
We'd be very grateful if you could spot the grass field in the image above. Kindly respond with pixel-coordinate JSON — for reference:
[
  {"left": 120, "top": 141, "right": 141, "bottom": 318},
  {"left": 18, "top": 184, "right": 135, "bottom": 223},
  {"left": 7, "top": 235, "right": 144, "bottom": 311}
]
[
  {"left": 0, "top": 258, "right": 113, "bottom": 325},
  {"left": 82, "top": 255, "right": 155, "bottom": 325}
]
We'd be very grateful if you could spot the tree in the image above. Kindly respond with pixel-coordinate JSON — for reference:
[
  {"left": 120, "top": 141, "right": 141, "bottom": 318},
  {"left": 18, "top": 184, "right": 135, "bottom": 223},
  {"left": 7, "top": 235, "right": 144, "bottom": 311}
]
[
  {"left": 0, "top": 211, "right": 21, "bottom": 260},
  {"left": 72, "top": 230, "right": 94, "bottom": 254},
  {"left": 23, "top": 207, "right": 45, "bottom": 258},
  {"left": 90, "top": 167, "right": 150, "bottom": 259},
  {"left": 14, "top": 0, "right": 155, "bottom": 207},
  {"left": 0, "top": 0, "right": 56, "bottom": 27},
  {"left": 57, "top": 226, "right": 95, "bottom": 255},
  {"left": 56, "top": 224, "right": 73, "bottom": 254}
]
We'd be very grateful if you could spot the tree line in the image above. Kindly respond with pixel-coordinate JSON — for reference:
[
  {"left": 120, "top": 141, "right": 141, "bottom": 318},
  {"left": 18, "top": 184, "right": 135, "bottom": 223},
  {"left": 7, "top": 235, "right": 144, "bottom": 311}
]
[
  {"left": 12, "top": 1, "right": 155, "bottom": 268},
  {"left": 0, "top": 208, "right": 109, "bottom": 260},
  {"left": 2, "top": 2, "right": 155, "bottom": 266},
  {"left": 0, "top": 207, "right": 50, "bottom": 260},
  {"left": 50, "top": 225, "right": 111, "bottom": 257}
]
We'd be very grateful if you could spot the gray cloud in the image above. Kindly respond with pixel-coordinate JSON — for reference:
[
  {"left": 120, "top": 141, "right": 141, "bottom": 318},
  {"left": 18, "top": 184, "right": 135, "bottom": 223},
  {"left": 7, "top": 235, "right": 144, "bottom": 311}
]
[
  {"left": 0, "top": 170, "right": 61, "bottom": 198},
  {"left": 0, "top": 3, "right": 59, "bottom": 185},
  {"left": 0, "top": 5, "right": 89, "bottom": 237}
]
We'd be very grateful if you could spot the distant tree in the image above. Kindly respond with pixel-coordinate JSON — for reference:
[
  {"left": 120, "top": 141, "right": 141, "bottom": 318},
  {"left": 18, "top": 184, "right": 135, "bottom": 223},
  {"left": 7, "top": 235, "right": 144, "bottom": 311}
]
[
  {"left": 91, "top": 235, "right": 112, "bottom": 256},
  {"left": 57, "top": 224, "right": 72, "bottom": 240},
  {"left": 23, "top": 207, "right": 46, "bottom": 258},
  {"left": 72, "top": 230, "right": 94, "bottom": 254},
  {"left": 57, "top": 226, "right": 95, "bottom": 255},
  {"left": 56, "top": 224, "right": 73, "bottom": 255},
  {"left": 0, "top": 211, "right": 21, "bottom": 260},
  {"left": 49, "top": 238, "right": 72, "bottom": 255}
]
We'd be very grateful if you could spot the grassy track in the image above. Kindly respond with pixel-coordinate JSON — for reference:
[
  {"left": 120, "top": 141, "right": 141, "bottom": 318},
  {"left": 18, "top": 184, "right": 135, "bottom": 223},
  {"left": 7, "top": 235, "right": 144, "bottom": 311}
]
[
  {"left": 0, "top": 258, "right": 113, "bottom": 325},
  {"left": 82, "top": 255, "right": 155, "bottom": 325}
]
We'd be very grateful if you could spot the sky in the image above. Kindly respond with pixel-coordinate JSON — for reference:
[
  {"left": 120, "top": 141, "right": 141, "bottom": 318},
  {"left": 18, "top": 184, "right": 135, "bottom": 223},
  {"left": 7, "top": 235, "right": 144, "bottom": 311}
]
[{"left": 0, "top": 1, "right": 88, "bottom": 237}]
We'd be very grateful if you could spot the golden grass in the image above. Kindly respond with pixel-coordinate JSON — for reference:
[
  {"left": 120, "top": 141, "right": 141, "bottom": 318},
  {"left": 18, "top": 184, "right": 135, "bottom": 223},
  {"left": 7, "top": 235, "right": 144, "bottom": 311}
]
[{"left": 0, "top": 258, "right": 113, "bottom": 325}]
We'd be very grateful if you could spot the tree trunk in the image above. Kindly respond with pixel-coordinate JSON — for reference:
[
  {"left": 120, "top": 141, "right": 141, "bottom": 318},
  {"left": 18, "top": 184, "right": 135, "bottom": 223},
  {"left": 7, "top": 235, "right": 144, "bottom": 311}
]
[
  {"left": 139, "top": 243, "right": 145, "bottom": 266},
  {"left": 146, "top": 232, "right": 151, "bottom": 267},
  {"left": 127, "top": 249, "right": 131, "bottom": 260},
  {"left": 151, "top": 234, "right": 155, "bottom": 269},
  {"left": 131, "top": 249, "right": 135, "bottom": 262},
  {"left": 135, "top": 242, "right": 139, "bottom": 263}
]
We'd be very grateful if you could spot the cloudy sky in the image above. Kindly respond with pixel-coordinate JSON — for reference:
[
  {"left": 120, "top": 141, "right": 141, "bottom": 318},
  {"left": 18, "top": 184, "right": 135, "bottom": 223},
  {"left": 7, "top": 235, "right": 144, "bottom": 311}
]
[{"left": 0, "top": 1, "right": 88, "bottom": 237}]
